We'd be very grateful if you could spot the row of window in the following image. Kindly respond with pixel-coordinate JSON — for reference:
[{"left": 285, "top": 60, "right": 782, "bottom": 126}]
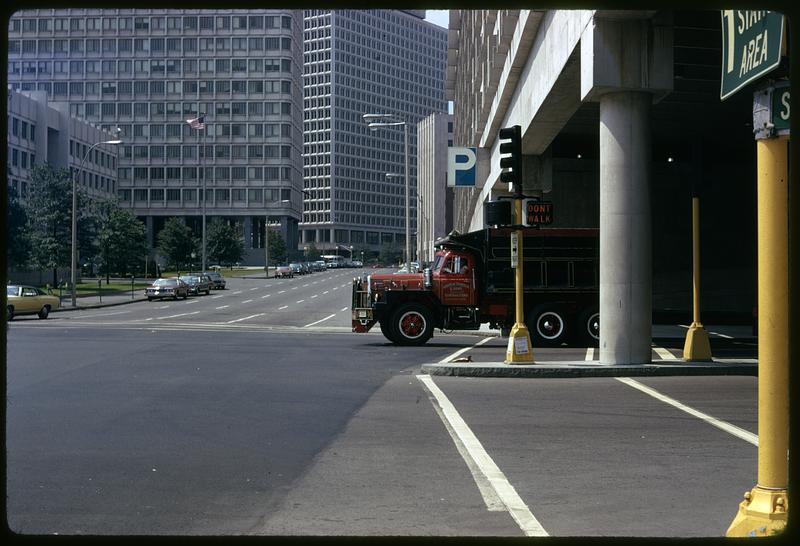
[
  {"left": 69, "top": 139, "right": 117, "bottom": 170},
  {"left": 302, "top": 211, "right": 401, "bottom": 228},
  {"left": 8, "top": 146, "right": 37, "bottom": 170},
  {"left": 300, "top": 226, "right": 401, "bottom": 246},
  {"left": 10, "top": 58, "right": 295, "bottom": 79},
  {"left": 65, "top": 100, "right": 295, "bottom": 121},
  {"left": 111, "top": 122, "right": 292, "bottom": 139},
  {"left": 118, "top": 186, "right": 288, "bottom": 205},
  {"left": 120, "top": 144, "right": 293, "bottom": 161},
  {"left": 9, "top": 117, "right": 36, "bottom": 141},
  {"left": 10, "top": 14, "right": 293, "bottom": 34},
  {"left": 9, "top": 36, "right": 294, "bottom": 56},
  {"left": 118, "top": 165, "right": 294, "bottom": 182}
]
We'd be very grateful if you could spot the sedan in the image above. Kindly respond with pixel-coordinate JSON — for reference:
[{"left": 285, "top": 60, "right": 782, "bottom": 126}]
[
  {"left": 275, "top": 265, "right": 294, "bottom": 278},
  {"left": 6, "top": 284, "right": 60, "bottom": 320},
  {"left": 145, "top": 278, "right": 189, "bottom": 301},
  {"left": 179, "top": 274, "right": 213, "bottom": 296},
  {"left": 203, "top": 271, "right": 226, "bottom": 289}
]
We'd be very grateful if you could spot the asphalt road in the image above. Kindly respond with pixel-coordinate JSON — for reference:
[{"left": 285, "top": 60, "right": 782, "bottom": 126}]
[{"left": 5, "top": 272, "right": 760, "bottom": 537}]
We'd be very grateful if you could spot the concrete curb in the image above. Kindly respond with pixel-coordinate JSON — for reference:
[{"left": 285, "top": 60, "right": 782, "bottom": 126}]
[
  {"left": 52, "top": 297, "right": 148, "bottom": 312},
  {"left": 421, "top": 360, "right": 758, "bottom": 378}
]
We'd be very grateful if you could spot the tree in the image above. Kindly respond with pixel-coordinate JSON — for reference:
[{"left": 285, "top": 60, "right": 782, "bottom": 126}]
[
  {"left": 24, "top": 164, "right": 95, "bottom": 286},
  {"left": 206, "top": 218, "right": 244, "bottom": 267},
  {"left": 379, "top": 242, "right": 402, "bottom": 265},
  {"left": 268, "top": 230, "right": 287, "bottom": 265},
  {"left": 156, "top": 217, "right": 196, "bottom": 271},
  {"left": 304, "top": 241, "right": 321, "bottom": 261},
  {"left": 6, "top": 186, "right": 30, "bottom": 270},
  {"left": 94, "top": 198, "right": 147, "bottom": 282}
]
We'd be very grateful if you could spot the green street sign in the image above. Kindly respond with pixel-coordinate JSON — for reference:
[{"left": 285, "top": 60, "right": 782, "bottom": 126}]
[
  {"left": 720, "top": 11, "right": 785, "bottom": 101},
  {"left": 772, "top": 83, "right": 790, "bottom": 133}
]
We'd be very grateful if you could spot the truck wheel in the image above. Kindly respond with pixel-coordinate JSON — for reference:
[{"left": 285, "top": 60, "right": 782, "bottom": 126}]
[
  {"left": 528, "top": 305, "right": 569, "bottom": 346},
  {"left": 379, "top": 320, "right": 398, "bottom": 344},
  {"left": 577, "top": 307, "right": 599, "bottom": 346},
  {"left": 391, "top": 303, "right": 434, "bottom": 346}
]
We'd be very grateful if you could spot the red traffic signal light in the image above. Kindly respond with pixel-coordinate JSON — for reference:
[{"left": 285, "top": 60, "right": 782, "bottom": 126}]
[{"left": 498, "top": 125, "right": 521, "bottom": 186}]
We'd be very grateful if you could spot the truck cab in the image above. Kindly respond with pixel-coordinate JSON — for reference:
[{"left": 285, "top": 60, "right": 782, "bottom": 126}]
[{"left": 430, "top": 250, "right": 476, "bottom": 307}]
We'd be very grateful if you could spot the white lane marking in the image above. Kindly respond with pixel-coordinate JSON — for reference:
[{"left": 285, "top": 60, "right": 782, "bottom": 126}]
[
  {"left": 710, "top": 331, "right": 734, "bottom": 339},
  {"left": 417, "top": 375, "right": 548, "bottom": 536},
  {"left": 291, "top": 286, "right": 298, "bottom": 290},
  {"left": 438, "top": 337, "right": 494, "bottom": 364},
  {"left": 302, "top": 284, "right": 309, "bottom": 287},
  {"left": 211, "top": 295, "right": 224, "bottom": 299},
  {"left": 75, "top": 310, "right": 131, "bottom": 318},
  {"left": 310, "top": 294, "right": 318, "bottom": 299},
  {"left": 278, "top": 305, "right": 289, "bottom": 310},
  {"left": 261, "top": 294, "right": 272, "bottom": 299},
  {"left": 332, "top": 287, "right": 338, "bottom": 291},
  {"left": 341, "top": 283, "right": 349, "bottom": 288},
  {"left": 156, "top": 311, "right": 200, "bottom": 320},
  {"left": 278, "top": 290, "right": 286, "bottom": 294},
  {"left": 615, "top": 377, "right": 758, "bottom": 446},
  {"left": 296, "top": 299, "right": 305, "bottom": 304},
  {"left": 323, "top": 291, "right": 329, "bottom": 295},
  {"left": 340, "top": 307, "right": 348, "bottom": 312},
  {"left": 653, "top": 346, "right": 677, "bottom": 360},
  {"left": 226, "top": 313, "right": 265, "bottom": 324},
  {"left": 215, "top": 305, "right": 229, "bottom": 310},
  {"left": 249, "top": 287, "right": 259, "bottom": 291},
  {"left": 184, "top": 299, "right": 199, "bottom": 304},
  {"left": 585, "top": 347, "right": 594, "bottom": 361},
  {"left": 304, "top": 313, "right": 337, "bottom": 328},
  {"left": 678, "top": 324, "right": 691, "bottom": 329},
  {"left": 232, "top": 290, "right": 243, "bottom": 295},
  {"left": 241, "top": 299, "right": 253, "bottom": 304},
  {"left": 156, "top": 305, "right": 170, "bottom": 309}
]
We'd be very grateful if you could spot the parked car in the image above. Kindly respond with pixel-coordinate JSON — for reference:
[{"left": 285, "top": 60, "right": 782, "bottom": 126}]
[
  {"left": 203, "top": 271, "right": 226, "bottom": 290},
  {"left": 352, "top": 260, "right": 363, "bottom": 268},
  {"left": 289, "top": 263, "right": 304, "bottom": 275},
  {"left": 313, "top": 260, "right": 327, "bottom": 272},
  {"left": 6, "top": 284, "right": 60, "bottom": 320},
  {"left": 179, "top": 274, "right": 212, "bottom": 296},
  {"left": 275, "top": 265, "right": 294, "bottom": 278},
  {"left": 145, "top": 278, "right": 189, "bottom": 301}
]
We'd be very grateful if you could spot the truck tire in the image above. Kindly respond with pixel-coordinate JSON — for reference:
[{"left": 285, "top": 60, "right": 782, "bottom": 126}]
[
  {"left": 528, "top": 305, "right": 569, "bottom": 347},
  {"left": 577, "top": 307, "right": 600, "bottom": 346},
  {"left": 391, "top": 302, "right": 434, "bottom": 346},
  {"left": 379, "top": 320, "right": 398, "bottom": 344}
]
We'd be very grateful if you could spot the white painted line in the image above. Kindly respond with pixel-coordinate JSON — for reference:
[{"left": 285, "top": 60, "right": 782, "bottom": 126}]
[
  {"left": 340, "top": 307, "right": 348, "bottom": 312},
  {"left": 156, "top": 305, "right": 170, "bottom": 309},
  {"left": 296, "top": 299, "right": 305, "bottom": 303},
  {"left": 291, "top": 286, "right": 298, "bottom": 290},
  {"left": 438, "top": 337, "right": 494, "bottom": 364},
  {"left": 302, "top": 284, "right": 309, "bottom": 287},
  {"left": 310, "top": 294, "right": 318, "bottom": 299},
  {"left": 260, "top": 294, "right": 271, "bottom": 299},
  {"left": 615, "top": 377, "right": 758, "bottom": 446},
  {"left": 585, "top": 347, "right": 594, "bottom": 361},
  {"left": 323, "top": 291, "right": 329, "bottom": 295},
  {"left": 156, "top": 311, "right": 200, "bottom": 320},
  {"left": 241, "top": 299, "right": 253, "bottom": 304},
  {"left": 678, "top": 324, "right": 691, "bottom": 329},
  {"left": 710, "top": 331, "right": 734, "bottom": 339},
  {"left": 232, "top": 291, "right": 243, "bottom": 295},
  {"left": 215, "top": 305, "right": 229, "bottom": 310},
  {"left": 278, "top": 290, "right": 286, "bottom": 294},
  {"left": 416, "top": 375, "right": 548, "bottom": 536},
  {"left": 184, "top": 299, "right": 199, "bottom": 304},
  {"left": 653, "top": 346, "right": 677, "bottom": 360},
  {"left": 76, "top": 310, "right": 131, "bottom": 317},
  {"left": 278, "top": 305, "right": 289, "bottom": 310},
  {"left": 226, "top": 313, "right": 265, "bottom": 324},
  {"left": 332, "top": 287, "right": 338, "bottom": 291},
  {"left": 249, "top": 287, "right": 258, "bottom": 291},
  {"left": 304, "top": 313, "right": 337, "bottom": 328},
  {"left": 211, "top": 295, "right": 224, "bottom": 299},
  {"left": 714, "top": 358, "right": 758, "bottom": 364}
]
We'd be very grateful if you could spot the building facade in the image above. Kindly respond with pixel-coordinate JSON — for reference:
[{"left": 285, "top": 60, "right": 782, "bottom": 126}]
[
  {"left": 7, "top": 88, "right": 119, "bottom": 202},
  {"left": 7, "top": 8, "right": 305, "bottom": 265},
  {"left": 301, "top": 9, "right": 447, "bottom": 255},
  {"left": 415, "top": 112, "right": 453, "bottom": 264}
]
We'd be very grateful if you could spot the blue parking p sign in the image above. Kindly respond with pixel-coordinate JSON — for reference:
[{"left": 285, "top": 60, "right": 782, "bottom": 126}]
[{"left": 447, "top": 147, "right": 477, "bottom": 187}]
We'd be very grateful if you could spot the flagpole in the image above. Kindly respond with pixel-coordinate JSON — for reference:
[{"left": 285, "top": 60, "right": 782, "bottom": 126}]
[{"left": 201, "top": 110, "right": 207, "bottom": 272}]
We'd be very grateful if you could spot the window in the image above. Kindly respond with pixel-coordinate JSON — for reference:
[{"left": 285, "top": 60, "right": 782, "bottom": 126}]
[{"left": 167, "top": 189, "right": 181, "bottom": 201}]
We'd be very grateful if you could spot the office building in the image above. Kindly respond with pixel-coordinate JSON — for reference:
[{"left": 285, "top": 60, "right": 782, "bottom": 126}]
[
  {"left": 301, "top": 9, "right": 447, "bottom": 255},
  {"left": 415, "top": 112, "right": 452, "bottom": 264},
  {"left": 8, "top": 9, "right": 305, "bottom": 265}
]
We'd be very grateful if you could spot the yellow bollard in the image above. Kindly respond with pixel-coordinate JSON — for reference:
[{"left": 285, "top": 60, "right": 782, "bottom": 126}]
[
  {"left": 726, "top": 136, "right": 789, "bottom": 536},
  {"left": 683, "top": 196, "right": 712, "bottom": 361}
]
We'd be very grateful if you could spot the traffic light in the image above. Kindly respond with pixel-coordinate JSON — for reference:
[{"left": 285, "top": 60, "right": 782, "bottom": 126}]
[{"left": 498, "top": 125, "right": 522, "bottom": 187}]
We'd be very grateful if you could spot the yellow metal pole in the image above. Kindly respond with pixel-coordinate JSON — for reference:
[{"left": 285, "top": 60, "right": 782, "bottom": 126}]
[
  {"left": 727, "top": 136, "right": 789, "bottom": 536},
  {"left": 682, "top": 196, "right": 712, "bottom": 360},
  {"left": 505, "top": 197, "right": 535, "bottom": 363}
]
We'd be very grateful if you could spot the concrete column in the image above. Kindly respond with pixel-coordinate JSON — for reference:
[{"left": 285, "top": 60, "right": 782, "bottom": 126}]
[{"left": 599, "top": 91, "right": 652, "bottom": 364}]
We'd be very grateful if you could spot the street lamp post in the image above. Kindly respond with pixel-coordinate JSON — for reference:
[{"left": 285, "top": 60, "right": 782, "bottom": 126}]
[
  {"left": 71, "top": 134, "right": 122, "bottom": 307},
  {"left": 363, "top": 113, "right": 411, "bottom": 273}
]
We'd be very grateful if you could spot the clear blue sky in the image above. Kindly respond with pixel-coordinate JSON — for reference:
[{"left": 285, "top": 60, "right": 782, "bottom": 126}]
[{"left": 424, "top": 10, "right": 449, "bottom": 28}]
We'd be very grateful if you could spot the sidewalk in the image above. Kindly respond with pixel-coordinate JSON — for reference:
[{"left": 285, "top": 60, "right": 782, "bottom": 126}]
[{"left": 52, "top": 289, "right": 148, "bottom": 312}]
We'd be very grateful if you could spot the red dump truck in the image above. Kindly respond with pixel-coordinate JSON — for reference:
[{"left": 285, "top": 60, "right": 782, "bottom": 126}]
[{"left": 351, "top": 227, "right": 599, "bottom": 346}]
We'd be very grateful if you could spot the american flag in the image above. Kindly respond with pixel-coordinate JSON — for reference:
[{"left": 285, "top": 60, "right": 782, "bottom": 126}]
[{"left": 186, "top": 115, "right": 206, "bottom": 130}]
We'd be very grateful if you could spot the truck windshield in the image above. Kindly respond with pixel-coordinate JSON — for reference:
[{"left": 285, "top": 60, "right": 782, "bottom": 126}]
[{"left": 432, "top": 255, "right": 444, "bottom": 272}]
